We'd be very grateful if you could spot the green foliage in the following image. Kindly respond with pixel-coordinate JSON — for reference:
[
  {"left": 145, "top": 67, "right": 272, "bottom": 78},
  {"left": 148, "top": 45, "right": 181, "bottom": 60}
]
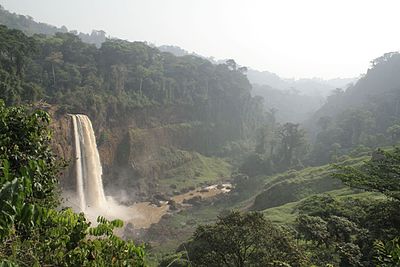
[
  {"left": 239, "top": 122, "right": 307, "bottom": 178},
  {"left": 0, "top": 25, "right": 266, "bottom": 154},
  {"left": 296, "top": 215, "right": 329, "bottom": 246},
  {"left": 310, "top": 51, "right": 400, "bottom": 165},
  {"left": 275, "top": 123, "right": 306, "bottom": 168},
  {"left": 183, "top": 211, "right": 305, "bottom": 266},
  {"left": 239, "top": 153, "right": 273, "bottom": 177},
  {"left": 387, "top": 124, "right": 400, "bottom": 142},
  {"left": 0, "top": 103, "right": 145, "bottom": 266},
  {"left": 289, "top": 148, "right": 400, "bottom": 266},
  {"left": 0, "top": 100, "right": 62, "bottom": 207},
  {"left": 310, "top": 108, "right": 378, "bottom": 166},
  {"left": 374, "top": 237, "right": 400, "bottom": 266},
  {"left": 158, "top": 148, "right": 231, "bottom": 191},
  {"left": 1, "top": 208, "right": 145, "bottom": 266},
  {"left": 158, "top": 251, "right": 191, "bottom": 267},
  {"left": 333, "top": 147, "right": 400, "bottom": 200},
  {"left": 295, "top": 199, "right": 365, "bottom": 266},
  {"left": 252, "top": 165, "right": 343, "bottom": 211}
]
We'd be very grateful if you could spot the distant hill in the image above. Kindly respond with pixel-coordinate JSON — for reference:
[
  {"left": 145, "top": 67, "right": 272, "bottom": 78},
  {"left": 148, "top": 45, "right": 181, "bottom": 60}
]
[
  {"left": 311, "top": 52, "right": 400, "bottom": 126},
  {"left": 0, "top": 5, "right": 106, "bottom": 47},
  {"left": 247, "top": 69, "right": 357, "bottom": 97},
  {"left": 252, "top": 84, "right": 324, "bottom": 123},
  {"left": 303, "top": 52, "right": 400, "bottom": 165},
  {"left": 158, "top": 45, "right": 190, "bottom": 57}
]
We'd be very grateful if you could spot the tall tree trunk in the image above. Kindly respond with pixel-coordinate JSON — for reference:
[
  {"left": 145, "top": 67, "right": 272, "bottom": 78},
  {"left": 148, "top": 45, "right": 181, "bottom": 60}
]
[
  {"left": 139, "top": 78, "right": 143, "bottom": 95},
  {"left": 52, "top": 63, "right": 56, "bottom": 86}
]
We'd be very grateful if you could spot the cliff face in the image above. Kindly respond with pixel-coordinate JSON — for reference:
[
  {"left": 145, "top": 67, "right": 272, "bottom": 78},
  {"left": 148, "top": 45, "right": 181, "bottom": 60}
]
[
  {"left": 50, "top": 105, "right": 228, "bottom": 201},
  {"left": 50, "top": 112, "right": 75, "bottom": 190}
]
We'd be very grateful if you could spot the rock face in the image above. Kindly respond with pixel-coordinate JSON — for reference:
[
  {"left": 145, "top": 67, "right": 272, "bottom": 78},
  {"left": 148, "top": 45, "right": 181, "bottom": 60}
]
[
  {"left": 49, "top": 105, "right": 220, "bottom": 201},
  {"left": 50, "top": 113, "right": 75, "bottom": 190}
]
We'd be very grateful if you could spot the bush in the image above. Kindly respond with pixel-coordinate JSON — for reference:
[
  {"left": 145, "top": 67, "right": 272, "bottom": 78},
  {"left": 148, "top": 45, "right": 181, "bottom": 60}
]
[{"left": 0, "top": 102, "right": 145, "bottom": 266}]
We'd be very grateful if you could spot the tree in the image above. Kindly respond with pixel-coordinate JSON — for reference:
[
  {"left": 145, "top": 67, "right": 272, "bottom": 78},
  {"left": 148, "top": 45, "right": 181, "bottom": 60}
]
[
  {"left": 333, "top": 147, "right": 400, "bottom": 200},
  {"left": 329, "top": 147, "right": 400, "bottom": 265},
  {"left": 374, "top": 237, "right": 400, "bottom": 266},
  {"left": 336, "top": 109, "right": 374, "bottom": 147},
  {"left": 296, "top": 215, "right": 329, "bottom": 246},
  {"left": 276, "top": 123, "right": 305, "bottom": 168},
  {"left": 0, "top": 102, "right": 145, "bottom": 266},
  {"left": 225, "top": 59, "right": 237, "bottom": 71},
  {"left": 45, "top": 51, "right": 63, "bottom": 86},
  {"left": 386, "top": 124, "right": 400, "bottom": 143},
  {"left": 295, "top": 199, "right": 366, "bottom": 266},
  {"left": 0, "top": 100, "right": 62, "bottom": 207},
  {"left": 183, "top": 211, "right": 305, "bottom": 267},
  {"left": 239, "top": 153, "right": 273, "bottom": 177}
]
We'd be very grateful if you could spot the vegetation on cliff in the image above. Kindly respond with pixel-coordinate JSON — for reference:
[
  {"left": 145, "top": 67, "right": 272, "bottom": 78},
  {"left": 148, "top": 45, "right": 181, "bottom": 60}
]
[
  {"left": 0, "top": 101, "right": 145, "bottom": 266},
  {"left": 0, "top": 24, "right": 265, "bottom": 153},
  {"left": 1, "top": 5, "right": 400, "bottom": 267}
]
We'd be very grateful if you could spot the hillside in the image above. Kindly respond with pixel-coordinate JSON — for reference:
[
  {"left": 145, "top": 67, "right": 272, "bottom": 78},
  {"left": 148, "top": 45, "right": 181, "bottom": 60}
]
[
  {"left": 252, "top": 84, "right": 324, "bottom": 123},
  {"left": 306, "top": 52, "right": 400, "bottom": 165},
  {"left": 247, "top": 68, "right": 356, "bottom": 96},
  {"left": 141, "top": 151, "right": 377, "bottom": 257},
  {"left": 312, "top": 52, "right": 400, "bottom": 122},
  {"left": 1, "top": 3, "right": 400, "bottom": 267},
  {"left": 0, "top": 4, "right": 106, "bottom": 46},
  {"left": 0, "top": 24, "right": 266, "bottom": 201}
]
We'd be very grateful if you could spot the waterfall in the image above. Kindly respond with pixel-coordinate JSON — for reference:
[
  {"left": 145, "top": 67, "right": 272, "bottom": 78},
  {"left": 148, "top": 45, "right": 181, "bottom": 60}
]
[{"left": 71, "top": 114, "right": 107, "bottom": 212}]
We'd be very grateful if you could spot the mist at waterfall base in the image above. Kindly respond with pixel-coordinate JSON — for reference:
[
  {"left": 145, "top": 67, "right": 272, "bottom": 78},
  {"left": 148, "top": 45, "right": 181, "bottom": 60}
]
[{"left": 62, "top": 114, "right": 142, "bottom": 223}]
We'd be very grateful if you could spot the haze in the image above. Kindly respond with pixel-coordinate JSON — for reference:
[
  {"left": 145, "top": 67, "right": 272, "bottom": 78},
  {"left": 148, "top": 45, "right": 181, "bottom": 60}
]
[{"left": 2, "top": 0, "right": 400, "bottom": 79}]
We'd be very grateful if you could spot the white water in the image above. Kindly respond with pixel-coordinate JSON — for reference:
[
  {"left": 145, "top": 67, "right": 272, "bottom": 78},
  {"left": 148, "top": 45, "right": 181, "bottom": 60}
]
[
  {"left": 68, "top": 114, "right": 143, "bottom": 223},
  {"left": 67, "top": 114, "right": 230, "bottom": 228},
  {"left": 71, "top": 114, "right": 107, "bottom": 212}
]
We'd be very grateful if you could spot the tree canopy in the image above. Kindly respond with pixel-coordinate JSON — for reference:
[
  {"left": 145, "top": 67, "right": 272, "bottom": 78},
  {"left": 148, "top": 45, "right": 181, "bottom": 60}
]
[{"left": 182, "top": 211, "right": 305, "bottom": 267}]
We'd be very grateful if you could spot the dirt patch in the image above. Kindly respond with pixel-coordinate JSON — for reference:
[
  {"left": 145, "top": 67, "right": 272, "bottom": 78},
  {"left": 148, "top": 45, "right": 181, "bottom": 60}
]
[
  {"left": 126, "top": 183, "right": 232, "bottom": 229},
  {"left": 125, "top": 202, "right": 169, "bottom": 229},
  {"left": 172, "top": 183, "right": 232, "bottom": 203}
]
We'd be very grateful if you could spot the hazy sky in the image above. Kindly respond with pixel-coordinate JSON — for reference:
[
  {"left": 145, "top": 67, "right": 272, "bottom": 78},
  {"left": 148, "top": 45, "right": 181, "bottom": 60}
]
[{"left": 2, "top": 0, "right": 400, "bottom": 79}]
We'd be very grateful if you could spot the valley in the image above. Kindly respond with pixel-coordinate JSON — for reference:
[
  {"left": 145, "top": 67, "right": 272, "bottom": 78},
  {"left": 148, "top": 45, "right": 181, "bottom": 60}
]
[{"left": 0, "top": 3, "right": 400, "bottom": 266}]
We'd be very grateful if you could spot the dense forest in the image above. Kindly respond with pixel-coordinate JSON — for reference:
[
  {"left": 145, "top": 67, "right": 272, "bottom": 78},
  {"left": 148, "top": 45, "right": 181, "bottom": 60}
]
[
  {"left": 0, "top": 4, "right": 400, "bottom": 267},
  {"left": 0, "top": 23, "right": 265, "bottom": 155}
]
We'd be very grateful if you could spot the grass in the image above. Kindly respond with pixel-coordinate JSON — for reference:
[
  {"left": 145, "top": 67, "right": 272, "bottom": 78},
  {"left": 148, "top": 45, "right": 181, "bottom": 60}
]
[
  {"left": 158, "top": 150, "right": 232, "bottom": 191},
  {"left": 146, "top": 152, "right": 383, "bottom": 260},
  {"left": 145, "top": 205, "right": 225, "bottom": 267},
  {"left": 263, "top": 201, "right": 299, "bottom": 225},
  {"left": 252, "top": 154, "right": 372, "bottom": 211},
  {"left": 261, "top": 187, "right": 385, "bottom": 226}
]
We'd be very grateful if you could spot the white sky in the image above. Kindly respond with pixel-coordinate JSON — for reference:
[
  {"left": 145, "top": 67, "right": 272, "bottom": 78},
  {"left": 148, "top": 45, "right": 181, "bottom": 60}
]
[{"left": 2, "top": 0, "right": 400, "bottom": 79}]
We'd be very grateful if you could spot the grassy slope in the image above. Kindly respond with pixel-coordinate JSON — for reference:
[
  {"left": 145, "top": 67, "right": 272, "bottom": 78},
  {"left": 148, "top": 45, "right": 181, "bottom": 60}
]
[
  {"left": 146, "top": 152, "right": 389, "bottom": 264},
  {"left": 262, "top": 188, "right": 384, "bottom": 225},
  {"left": 158, "top": 150, "right": 232, "bottom": 192},
  {"left": 252, "top": 155, "right": 370, "bottom": 211}
]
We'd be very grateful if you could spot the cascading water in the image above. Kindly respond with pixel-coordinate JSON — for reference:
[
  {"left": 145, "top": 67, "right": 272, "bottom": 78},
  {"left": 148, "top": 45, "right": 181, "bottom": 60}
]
[{"left": 71, "top": 114, "right": 107, "bottom": 212}]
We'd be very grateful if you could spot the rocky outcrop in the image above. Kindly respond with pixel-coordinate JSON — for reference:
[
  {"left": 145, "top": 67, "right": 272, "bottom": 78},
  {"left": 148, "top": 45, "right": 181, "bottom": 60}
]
[{"left": 50, "top": 112, "right": 75, "bottom": 190}]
